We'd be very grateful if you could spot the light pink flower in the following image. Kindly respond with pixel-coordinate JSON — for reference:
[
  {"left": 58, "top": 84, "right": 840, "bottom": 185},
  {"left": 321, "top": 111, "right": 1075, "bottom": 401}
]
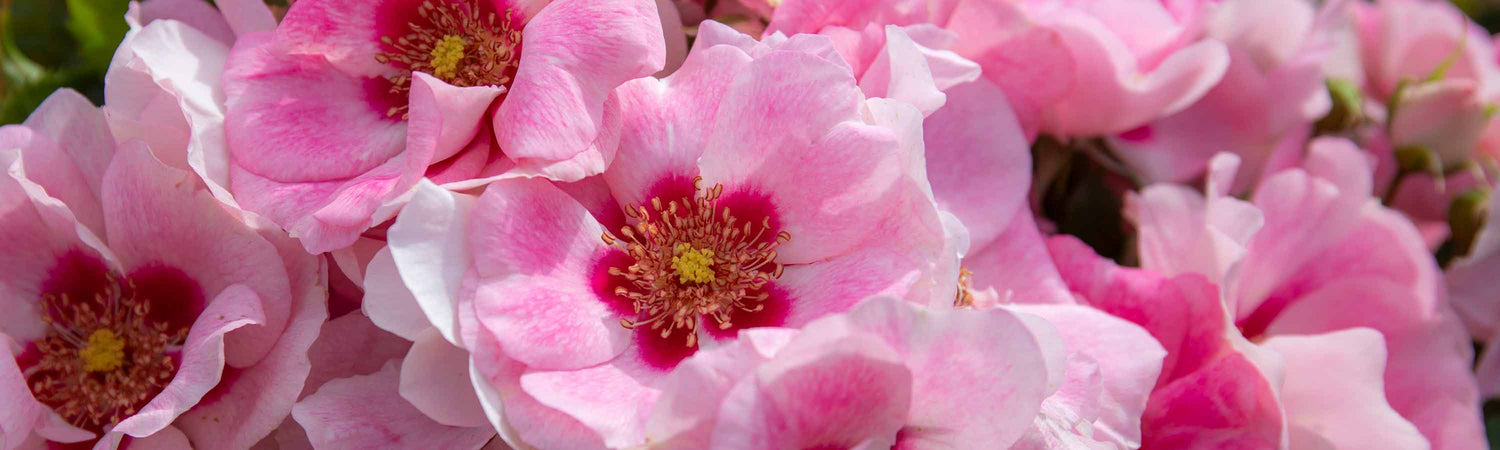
[
  {"left": 1129, "top": 138, "right": 1485, "bottom": 448},
  {"left": 103, "top": 0, "right": 278, "bottom": 206},
  {"left": 643, "top": 296, "right": 1067, "bottom": 448},
  {"left": 1353, "top": 0, "right": 1500, "bottom": 169},
  {"left": 1047, "top": 236, "right": 1288, "bottom": 448},
  {"left": 0, "top": 90, "right": 325, "bottom": 449},
  {"left": 766, "top": 0, "right": 1229, "bottom": 138},
  {"left": 1110, "top": 0, "right": 1337, "bottom": 187},
  {"left": 221, "top": 0, "right": 666, "bottom": 253},
  {"left": 350, "top": 27, "right": 950, "bottom": 448}
]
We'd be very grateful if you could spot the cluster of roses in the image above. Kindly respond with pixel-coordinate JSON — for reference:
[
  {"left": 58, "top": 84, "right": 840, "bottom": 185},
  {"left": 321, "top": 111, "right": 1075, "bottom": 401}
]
[{"left": 3, "top": 0, "right": 1499, "bottom": 448}]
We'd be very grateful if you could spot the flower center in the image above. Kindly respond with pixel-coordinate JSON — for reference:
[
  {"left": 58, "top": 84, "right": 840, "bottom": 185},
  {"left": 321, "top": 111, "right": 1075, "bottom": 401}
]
[
  {"left": 603, "top": 178, "right": 789, "bottom": 348},
  {"left": 671, "top": 243, "right": 717, "bottom": 284},
  {"left": 428, "top": 35, "right": 467, "bottom": 80},
  {"left": 80, "top": 329, "right": 126, "bottom": 373},
  {"left": 27, "top": 274, "right": 187, "bottom": 431},
  {"left": 375, "top": 0, "right": 522, "bottom": 117}
]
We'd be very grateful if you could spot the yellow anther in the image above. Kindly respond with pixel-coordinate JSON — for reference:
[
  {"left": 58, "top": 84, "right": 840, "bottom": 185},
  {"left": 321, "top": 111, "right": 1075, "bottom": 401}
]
[
  {"left": 671, "top": 243, "right": 717, "bottom": 284},
  {"left": 80, "top": 329, "right": 125, "bottom": 373},
  {"left": 429, "top": 35, "right": 467, "bottom": 80}
]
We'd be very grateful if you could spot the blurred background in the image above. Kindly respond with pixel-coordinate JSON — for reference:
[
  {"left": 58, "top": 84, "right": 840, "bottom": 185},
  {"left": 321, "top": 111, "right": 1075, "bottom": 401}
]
[{"left": 0, "top": 0, "right": 286, "bottom": 124}]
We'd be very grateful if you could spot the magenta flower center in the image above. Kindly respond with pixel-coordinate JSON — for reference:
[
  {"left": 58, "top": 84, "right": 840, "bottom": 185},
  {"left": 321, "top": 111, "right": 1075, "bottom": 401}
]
[
  {"left": 27, "top": 273, "right": 186, "bottom": 432},
  {"left": 603, "top": 178, "right": 790, "bottom": 349},
  {"left": 375, "top": 0, "right": 523, "bottom": 117}
]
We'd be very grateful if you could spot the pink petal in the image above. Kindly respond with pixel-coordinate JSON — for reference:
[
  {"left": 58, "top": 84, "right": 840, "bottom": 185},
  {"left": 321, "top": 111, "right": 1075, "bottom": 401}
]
[
  {"left": 467, "top": 334, "right": 606, "bottom": 449},
  {"left": 0, "top": 149, "right": 108, "bottom": 344},
  {"left": 14, "top": 91, "right": 113, "bottom": 237},
  {"left": 112, "top": 284, "right": 267, "bottom": 437},
  {"left": 223, "top": 32, "right": 407, "bottom": 184},
  {"left": 603, "top": 44, "right": 754, "bottom": 208},
  {"left": 0, "top": 334, "right": 54, "bottom": 448},
  {"left": 173, "top": 224, "right": 327, "bottom": 449},
  {"left": 1007, "top": 305, "right": 1164, "bottom": 448},
  {"left": 1040, "top": 13, "right": 1229, "bottom": 136},
  {"left": 298, "top": 312, "right": 412, "bottom": 400},
  {"left": 710, "top": 333, "right": 911, "bottom": 450},
  {"left": 213, "top": 0, "right": 277, "bottom": 36},
  {"left": 399, "top": 331, "right": 487, "bottom": 427},
  {"left": 836, "top": 297, "right": 1057, "bottom": 448},
  {"left": 472, "top": 275, "right": 628, "bottom": 371},
  {"left": 468, "top": 178, "right": 608, "bottom": 280},
  {"left": 126, "top": 0, "right": 235, "bottom": 43},
  {"left": 493, "top": 0, "right": 666, "bottom": 181},
  {"left": 696, "top": 48, "right": 904, "bottom": 262},
  {"left": 405, "top": 73, "right": 504, "bottom": 173},
  {"left": 104, "top": 20, "right": 238, "bottom": 204},
  {"left": 388, "top": 181, "right": 482, "bottom": 345},
  {"left": 1260, "top": 329, "right": 1428, "bottom": 449},
  {"left": 645, "top": 328, "right": 797, "bottom": 448},
  {"left": 361, "top": 248, "right": 434, "bottom": 342},
  {"left": 292, "top": 361, "right": 495, "bottom": 450},
  {"left": 117, "top": 424, "right": 190, "bottom": 450},
  {"left": 100, "top": 144, "right": 292, "bottom": 367},
  {"left": 963, "top": 212, "right": 1073, "bottom": 306},
  {"left": 272, "top": 0, "right": 394, "bottom": 79},
  {"left": 518, "top": 363, "right": 657, "bottom": 448},
  {"left": 922, "top": 79, "right": 1029, "bottom": 248}
]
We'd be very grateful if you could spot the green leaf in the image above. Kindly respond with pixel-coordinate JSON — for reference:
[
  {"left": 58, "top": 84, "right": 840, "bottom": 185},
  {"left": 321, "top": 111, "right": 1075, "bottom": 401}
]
[
  {"left": 1315, "top": 78, "right": 1364, "bottom": 134},
  {"left": 63, "top": 0, "right": 130, "bottom": 74}
]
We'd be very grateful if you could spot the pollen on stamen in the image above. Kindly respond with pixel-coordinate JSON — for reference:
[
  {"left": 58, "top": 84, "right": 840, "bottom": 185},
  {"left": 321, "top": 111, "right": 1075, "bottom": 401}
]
[
  {"left": 954, "top": 267, "right": 976, "bottom": 308},
  {"left": 603, "top": 177, "right": 789, "bottom": 348},
  {"left": 374, "top": 0, "right": 523, "bottom": 119},
  {"left": 27, "top": 274, "right": 188, "bottom": 432}
]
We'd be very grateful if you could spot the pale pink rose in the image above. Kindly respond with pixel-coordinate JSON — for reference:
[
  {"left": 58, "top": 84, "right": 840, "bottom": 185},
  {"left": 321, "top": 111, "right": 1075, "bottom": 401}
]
[
  {"left": 359, "top": 27, "right": 950, "bottom": 447},
  {"left": 1110, "top": 0, "right": 1336, "bottom": 187},
  {"left": 221, "top": 0, "right": 666, "bottom": 253},
  {"left": 102, "top": 0, "right": 277, "bottom": 206},
  {"left": 644, "top": 296, "right": 1067, "bottom": 449},
  {"left": 0, "top": 90, "right": 325, "bottom": 449},
  {"left": 1353, "top": 0, "right": 1500, "bottom": 169},
  {"left": 1130, "top": 138, "right": 1485, "bottom": 448},
  {"left": 1047, "top": 236, "right": 1288, "bottom": 448},
  {"left": 767, "top": 0, "right": 1229, "bottom": 139}
]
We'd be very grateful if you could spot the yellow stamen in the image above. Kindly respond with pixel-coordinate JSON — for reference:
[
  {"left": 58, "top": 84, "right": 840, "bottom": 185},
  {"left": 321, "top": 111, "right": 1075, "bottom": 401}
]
[
  {"left": 80, "top": 329, "right": 126, "bottom": 373},
  {"left": 672, "top": 243, "right": 717, "bottom": 284},
  {"left": 429, "top": 35, "right": 467, "bottom": 80}
]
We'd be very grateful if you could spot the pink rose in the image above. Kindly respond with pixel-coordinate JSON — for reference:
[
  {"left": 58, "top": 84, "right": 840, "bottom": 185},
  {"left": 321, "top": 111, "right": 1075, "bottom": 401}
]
[
  {"left": 1128, "top": 139, "right": 1484, "bottom": 448},
  {"left": 767, "top": 0, "right": 1230, "bottom": 139},
  {"left": 0, "top": 91, "right": 325, "bottom": 449},
  {"left": 221, "top": 0, "right": 667, "bottom": 253},
  {"left": 305, "top": 24, "right": 951, "bottom": 448}
]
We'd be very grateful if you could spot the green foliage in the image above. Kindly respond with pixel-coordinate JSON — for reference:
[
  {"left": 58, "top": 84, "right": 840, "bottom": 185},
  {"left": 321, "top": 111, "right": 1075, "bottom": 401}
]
[{"left": 0, "top": 0, "right": 128, "bottom": 124}]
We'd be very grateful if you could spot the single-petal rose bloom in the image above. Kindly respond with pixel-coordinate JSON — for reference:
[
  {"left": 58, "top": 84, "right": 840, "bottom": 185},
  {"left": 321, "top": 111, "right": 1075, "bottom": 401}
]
[
  {"left": 359, "top": 26, "right": 950, "bottom": 448},
  {"left": 1129, "top": 139, "right": 1485, "bottom": 448},
  {"left": 222, "top": 0, "right": 666, "bottom": 253},
  {"left": 766, "top": 0, "right": 1230, "bottom": 138},
  {"left": 0, "top": 90, "right": 325, "bottom": 449}
]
